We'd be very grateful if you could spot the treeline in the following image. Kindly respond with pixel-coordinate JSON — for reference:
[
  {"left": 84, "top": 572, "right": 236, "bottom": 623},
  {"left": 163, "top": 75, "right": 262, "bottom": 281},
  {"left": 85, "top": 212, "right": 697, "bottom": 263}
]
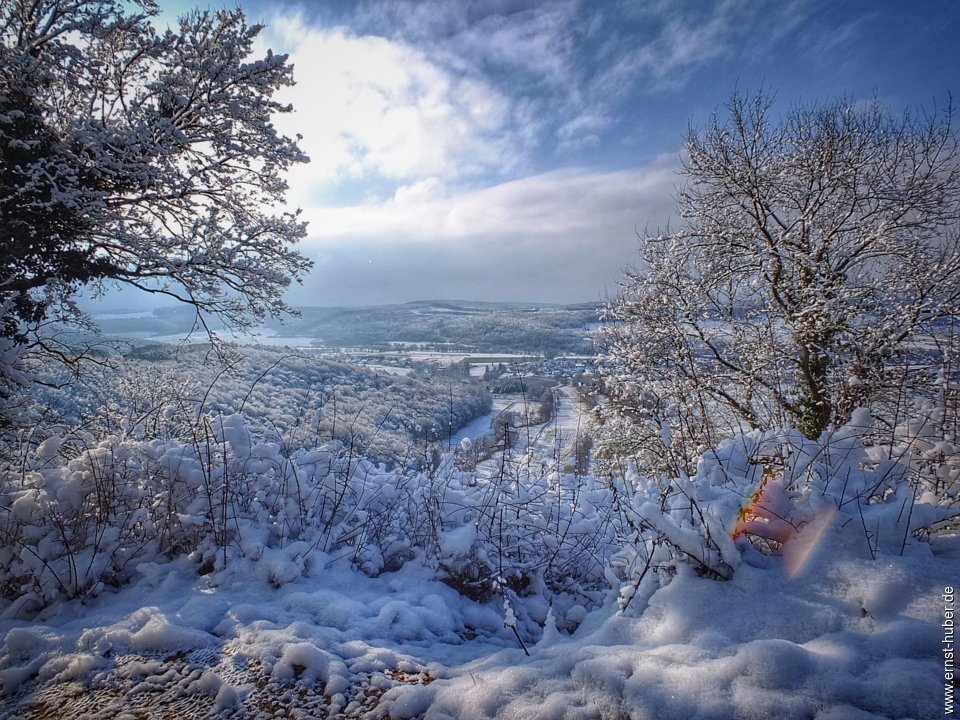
[
  {"left": 93, "top": 302, "right": 601, "bottom": 355},
  {"left": 271, "top": 302, "right": 600, "bottom": 355}
]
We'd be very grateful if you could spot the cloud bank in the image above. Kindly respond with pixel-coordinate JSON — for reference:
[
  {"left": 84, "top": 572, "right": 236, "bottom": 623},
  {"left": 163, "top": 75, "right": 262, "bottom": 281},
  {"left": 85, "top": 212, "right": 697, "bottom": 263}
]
[
  {"left": 287, "top": 159, "right": 679, "bottom": 306},
  {"left": 250, "top": 0, "right": 960, "bottom": 306}
]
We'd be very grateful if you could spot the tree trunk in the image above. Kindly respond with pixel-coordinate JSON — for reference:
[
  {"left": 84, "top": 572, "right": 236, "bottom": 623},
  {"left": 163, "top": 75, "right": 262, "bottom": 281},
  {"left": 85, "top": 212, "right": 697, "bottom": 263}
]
[{"left": 796, "top": 341, "right": 832, "bottom": 439}]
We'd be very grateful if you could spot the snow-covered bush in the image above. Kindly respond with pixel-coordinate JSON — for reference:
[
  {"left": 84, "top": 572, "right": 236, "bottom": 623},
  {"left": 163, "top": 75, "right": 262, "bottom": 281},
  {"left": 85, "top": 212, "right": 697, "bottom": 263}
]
[
  {"left": 607, "top": 408, "right": 960, "bottom": 612},
  {"left": 0, "top": 409, "right": 354, "bottom": 610},
  {"left": 882, "top": 398, "right": 960, "bottom": 505},
  {"left": 605, "top": 459, "right": 740, "bottom": 613},
  {"left": 0, "top": 401, "right": 617, "bottom": 632},
  {"left": 423, "top": 449, "right": 616, "bottom": 631},
  {"left": 0, "top": 430, "right": 159, "bottom": 610}
]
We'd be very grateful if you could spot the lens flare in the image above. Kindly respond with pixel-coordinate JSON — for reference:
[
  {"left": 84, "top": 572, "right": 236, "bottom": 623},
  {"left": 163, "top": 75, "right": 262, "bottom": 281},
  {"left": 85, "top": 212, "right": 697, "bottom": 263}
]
[
  {"left": 732, "top": 467, "right": 835, "bottom": 579},
  {"left": 782, "top": 504, "right": 836, "bottom": 578}
]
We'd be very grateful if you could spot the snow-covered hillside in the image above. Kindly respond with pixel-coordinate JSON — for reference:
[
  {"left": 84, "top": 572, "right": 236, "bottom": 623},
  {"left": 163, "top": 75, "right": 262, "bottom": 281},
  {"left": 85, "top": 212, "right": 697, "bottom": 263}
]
[
  {"left": 89, "top": 301, "right": 601, "bottom": 357},
  {"left": 32, "top": 346, "right": 493, "bottom": 465}
]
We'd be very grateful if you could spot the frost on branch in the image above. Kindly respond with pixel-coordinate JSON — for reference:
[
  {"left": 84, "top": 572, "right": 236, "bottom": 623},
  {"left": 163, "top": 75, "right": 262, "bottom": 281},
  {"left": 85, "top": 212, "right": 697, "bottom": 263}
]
[
  {"left": 606, "top": 407, "right": 959, "bottom": 611},
  {"left": 597, "top": 90, "right": 960, "bottom": 480},
  {"left": 0, "top": 1, "right": 310, "bottom": 357}
]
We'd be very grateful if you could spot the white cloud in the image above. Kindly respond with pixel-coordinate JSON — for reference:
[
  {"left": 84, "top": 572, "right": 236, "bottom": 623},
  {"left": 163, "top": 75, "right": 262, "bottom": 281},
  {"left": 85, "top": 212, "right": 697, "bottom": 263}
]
[
  {"left": 295, "top": 0, "right": 604, "bottom": 163},
  {"left": 244, "top": 1, "right": 820, "bottom": 304},
  {"left": 258, "top": 14, "right": 521, "bottom": 206},
  {"left": 256, "top": 1, "right": 813, "bottom": 211},
  {"left": 286, "top": 157, "right": 681, "bottom": 305},
  {"left": 392, "top": 177, "right": 447, "bottom": 206},
  {"left": 302, "top": 161, "right": 674, "bottom": 244}
]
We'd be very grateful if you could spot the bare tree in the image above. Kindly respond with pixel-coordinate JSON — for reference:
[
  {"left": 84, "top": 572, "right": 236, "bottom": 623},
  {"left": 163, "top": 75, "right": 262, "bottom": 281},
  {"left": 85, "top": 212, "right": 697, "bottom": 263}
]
[{"left": 600, "top": 90, "right": 960, "bottom": 470}]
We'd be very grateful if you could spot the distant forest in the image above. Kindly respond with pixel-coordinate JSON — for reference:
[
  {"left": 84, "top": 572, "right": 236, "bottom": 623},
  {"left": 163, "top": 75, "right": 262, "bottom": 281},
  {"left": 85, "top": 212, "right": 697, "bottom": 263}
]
[{"left": 93, "top": 301, "right": 602, "bottom": 355}]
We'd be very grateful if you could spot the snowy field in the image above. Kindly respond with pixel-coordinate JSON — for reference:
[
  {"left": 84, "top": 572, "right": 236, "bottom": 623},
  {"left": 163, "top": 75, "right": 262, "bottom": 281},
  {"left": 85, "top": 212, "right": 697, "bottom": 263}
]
[{"left": 0, "top": 527, "right": 953, "bottom": 719}]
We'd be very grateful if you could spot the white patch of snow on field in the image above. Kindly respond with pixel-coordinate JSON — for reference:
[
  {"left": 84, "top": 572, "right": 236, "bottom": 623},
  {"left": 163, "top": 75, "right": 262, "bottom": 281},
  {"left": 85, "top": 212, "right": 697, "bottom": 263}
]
[
  {"left": 91, "top": 311, "right": 159, "bottom": 320},
  {"left": 366, "top": 364, "right": 415, "bottom": 376}
]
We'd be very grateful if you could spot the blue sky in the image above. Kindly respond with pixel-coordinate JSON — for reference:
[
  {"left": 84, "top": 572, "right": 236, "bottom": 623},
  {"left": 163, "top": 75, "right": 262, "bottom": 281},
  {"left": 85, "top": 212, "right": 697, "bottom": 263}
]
[{"left": 139, "top": 0, "right": 959, "bottom": 307}]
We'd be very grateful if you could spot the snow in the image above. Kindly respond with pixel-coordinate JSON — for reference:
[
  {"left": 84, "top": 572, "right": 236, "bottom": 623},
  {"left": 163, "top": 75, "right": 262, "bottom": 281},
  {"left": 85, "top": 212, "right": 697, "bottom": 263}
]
[
  {"left": 0, "top": 404, "right": 956, "bottom": 718},
  {"left": 439, "top": 524, "right": 477, "bottom": 559},
  {"left": 390, "top": 536, "right": 948, "bottom": 720},
  {"left": 142, "top": 330, "right": 318, "bottom": 348},
  {"left": 90, "top": 311, "right": 160, "bottom": 321},
  {"left": 0, "top": 518, "right": 952, "bottom": 718}
]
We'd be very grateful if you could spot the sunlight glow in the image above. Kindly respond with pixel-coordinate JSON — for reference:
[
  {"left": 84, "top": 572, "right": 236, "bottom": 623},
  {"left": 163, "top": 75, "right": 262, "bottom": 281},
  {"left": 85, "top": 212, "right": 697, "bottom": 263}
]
[{"left": 732, "top": 470, "right": 837, "bottom": 579}]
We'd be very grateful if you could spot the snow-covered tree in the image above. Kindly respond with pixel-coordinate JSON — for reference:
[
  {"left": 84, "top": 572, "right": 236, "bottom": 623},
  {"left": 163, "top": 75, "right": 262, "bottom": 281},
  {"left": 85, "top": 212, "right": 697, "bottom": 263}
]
[
  {"left": 600, "top": 91, "right": 960, "bottom": 469},
  {"left": 0, "top": 0, "right": 310, "bottom": 349}
]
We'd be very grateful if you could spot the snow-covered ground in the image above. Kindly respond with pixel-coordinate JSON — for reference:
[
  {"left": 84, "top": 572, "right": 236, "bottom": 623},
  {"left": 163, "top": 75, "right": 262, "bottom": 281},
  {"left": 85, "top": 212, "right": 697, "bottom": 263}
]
[
  {"left": 2, "top": 384, "right": 956, "bottom": 719},
  {"left": 1, "top": 527, "right": 953, "bottom": 719},
  {"left": 404, "top": 533, "right": 955, "bottom": 720}
]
